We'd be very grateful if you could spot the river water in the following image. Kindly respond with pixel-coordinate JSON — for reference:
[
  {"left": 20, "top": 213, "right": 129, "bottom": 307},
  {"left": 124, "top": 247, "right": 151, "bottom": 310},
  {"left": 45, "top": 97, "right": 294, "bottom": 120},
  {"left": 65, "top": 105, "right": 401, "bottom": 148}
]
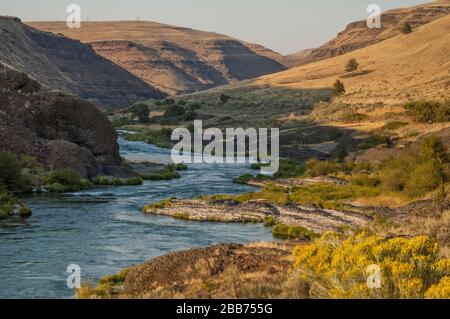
[{"left": 0, "top": 138, "right": 274, "bottom": 299}]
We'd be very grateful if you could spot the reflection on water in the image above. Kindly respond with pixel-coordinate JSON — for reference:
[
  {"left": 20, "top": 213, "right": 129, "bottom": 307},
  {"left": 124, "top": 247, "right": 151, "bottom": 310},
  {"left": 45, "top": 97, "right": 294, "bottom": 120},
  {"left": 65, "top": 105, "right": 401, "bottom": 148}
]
[{"left": 0, "top": 138, "right": 273, "bottom": 299}]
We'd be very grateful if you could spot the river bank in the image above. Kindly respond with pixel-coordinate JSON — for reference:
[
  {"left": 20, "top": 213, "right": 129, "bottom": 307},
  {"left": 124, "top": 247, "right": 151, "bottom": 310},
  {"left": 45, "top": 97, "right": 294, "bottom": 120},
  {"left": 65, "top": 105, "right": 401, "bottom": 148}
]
[
  {"left": 143, "top": 197, "right": 373, "bottom": 234},
  {"left": 0, "top": 138, "right": 273, "bottom": 299}
]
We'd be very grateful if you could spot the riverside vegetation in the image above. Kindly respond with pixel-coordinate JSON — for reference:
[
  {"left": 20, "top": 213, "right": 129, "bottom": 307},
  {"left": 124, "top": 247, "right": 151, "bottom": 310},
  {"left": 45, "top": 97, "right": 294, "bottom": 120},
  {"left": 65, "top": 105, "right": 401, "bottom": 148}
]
[
  {"left": 74, "top": 15, "right": 450, "bottom": 299},
  {"left": 0, "top": 147, "right": 188, "bottom": 220},
  {"left": 82, "top": 133, "right": 449, "bottom": 299}
]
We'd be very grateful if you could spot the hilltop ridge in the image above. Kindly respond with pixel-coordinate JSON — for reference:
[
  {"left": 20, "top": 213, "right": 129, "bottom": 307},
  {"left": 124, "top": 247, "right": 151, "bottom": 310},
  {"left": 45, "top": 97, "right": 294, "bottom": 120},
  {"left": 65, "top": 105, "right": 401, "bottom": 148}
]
[
  {"left": 29, "top": 20, "right": 287, "bottom": 95},
  {"left": 0, "top": 16, "right": 165, "bottom": 108}
]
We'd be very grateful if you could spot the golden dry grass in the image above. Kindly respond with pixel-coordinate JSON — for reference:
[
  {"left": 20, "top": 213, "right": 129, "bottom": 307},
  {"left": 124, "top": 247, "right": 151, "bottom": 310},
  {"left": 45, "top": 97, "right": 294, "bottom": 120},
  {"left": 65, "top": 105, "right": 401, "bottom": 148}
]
[{"left": 252, "top": 15, "right": 450, "bottom": 105}]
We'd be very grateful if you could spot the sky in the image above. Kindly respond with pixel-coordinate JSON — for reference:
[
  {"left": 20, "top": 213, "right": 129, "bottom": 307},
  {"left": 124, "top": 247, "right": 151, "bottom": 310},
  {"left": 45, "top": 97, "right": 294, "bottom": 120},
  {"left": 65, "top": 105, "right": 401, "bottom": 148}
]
[{"left": 1, "top": 0, "right": 429, "bottom": 54}]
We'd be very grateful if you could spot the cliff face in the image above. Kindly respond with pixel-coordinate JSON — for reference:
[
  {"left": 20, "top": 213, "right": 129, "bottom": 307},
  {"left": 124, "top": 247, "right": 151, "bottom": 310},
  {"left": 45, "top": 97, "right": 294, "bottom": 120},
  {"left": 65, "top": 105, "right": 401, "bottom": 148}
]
[
  {"left": 0, "top": 17, "right": 165, "bottom": 108},
  {"left": 0, "top": 63, "right": 121, "bottom": 178},
  {"left": 287, "top": 0, "right": 450, "bottom": 66},
  {"left": 28, "top": 21, "right": 287, "bottom": 95}
]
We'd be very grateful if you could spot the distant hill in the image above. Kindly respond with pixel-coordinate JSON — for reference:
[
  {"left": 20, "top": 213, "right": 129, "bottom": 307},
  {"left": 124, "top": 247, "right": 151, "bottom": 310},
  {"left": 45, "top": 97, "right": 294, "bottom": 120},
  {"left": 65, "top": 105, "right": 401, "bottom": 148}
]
[
  {"left": 287, "top": 0, "right": 450, "bottom": 66},
  {"left": 0, "top": 16, "right": 165, "bottom": 108},
  {"left": 29, "top": 20, "right": 287, "bottom": 95},
  {"left": 167, "top": 14, "right": 450, "bottom": 126},
  {"left": 253, "top": 14, "right": 450, "bottom": 105}
]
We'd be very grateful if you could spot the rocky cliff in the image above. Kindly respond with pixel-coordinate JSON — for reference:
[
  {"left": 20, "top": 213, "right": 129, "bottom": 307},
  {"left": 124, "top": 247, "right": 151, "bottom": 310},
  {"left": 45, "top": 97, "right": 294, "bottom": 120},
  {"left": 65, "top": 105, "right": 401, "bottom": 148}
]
[
  {"left": 0, "top": 16, "right": 165, "bottom": 108},
  {"left": 28, "top": 20, "right": 287, "bottom": 95},
  {"left": 287, "top": 0, "right": 450, "bottom": 66},
  {"left": 0, "top": 63, "right": 121, "bottom": 178}
]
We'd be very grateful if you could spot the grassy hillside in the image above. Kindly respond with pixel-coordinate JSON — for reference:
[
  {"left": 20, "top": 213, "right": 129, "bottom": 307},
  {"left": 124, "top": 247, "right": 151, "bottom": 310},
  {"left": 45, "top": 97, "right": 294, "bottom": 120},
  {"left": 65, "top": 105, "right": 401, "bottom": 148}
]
[
  {"left": 286, "top": 0, "right": 450, "bottom": 66},
  {"left": 143, "top": 15, "right": 449, "bottom": 129}
]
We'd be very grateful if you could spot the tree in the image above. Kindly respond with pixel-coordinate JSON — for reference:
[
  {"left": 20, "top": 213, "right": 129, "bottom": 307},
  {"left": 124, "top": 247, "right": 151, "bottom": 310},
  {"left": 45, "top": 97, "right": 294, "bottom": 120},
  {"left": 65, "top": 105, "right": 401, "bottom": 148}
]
[
  {"left": 333, "top": 80, "right": 345, "bottom": 96},
  {"left": 345, "top": 58, "right": 359, "bottom": 72},
  {"left": 402, "top": 22, "right": 413, "bottom": 34},
  {"left": 131, "top": 103, "right": 150, "bottom": 123},
  {"left": 0, "top": 149, "right": 23, "bottom": 192},
  {"left": 219, "top": 94, "right": 230, "bottom": 105},
  {"left": 406, "top": 159, "right": 445, "bottom": 196},
  {"left": 420, "top": 135, "right": 449, "bottom": 166},
  {"left": 164, "top": 104, "right": 186, "bottom": 118}
]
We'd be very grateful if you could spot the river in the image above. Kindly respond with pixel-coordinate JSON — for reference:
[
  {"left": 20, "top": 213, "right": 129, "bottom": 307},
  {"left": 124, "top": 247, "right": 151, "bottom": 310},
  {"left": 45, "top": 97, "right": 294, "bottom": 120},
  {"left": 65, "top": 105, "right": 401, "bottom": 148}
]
[{"left": 0, "top": 137, "right": 274, "bottom": 299}]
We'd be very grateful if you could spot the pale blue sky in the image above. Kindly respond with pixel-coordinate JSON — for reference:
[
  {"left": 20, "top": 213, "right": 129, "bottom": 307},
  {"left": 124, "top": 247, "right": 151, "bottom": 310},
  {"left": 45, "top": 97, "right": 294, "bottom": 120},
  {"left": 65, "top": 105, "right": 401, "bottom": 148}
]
[{"left": 1, "top": 0, "right": 429, "bottom": 54}]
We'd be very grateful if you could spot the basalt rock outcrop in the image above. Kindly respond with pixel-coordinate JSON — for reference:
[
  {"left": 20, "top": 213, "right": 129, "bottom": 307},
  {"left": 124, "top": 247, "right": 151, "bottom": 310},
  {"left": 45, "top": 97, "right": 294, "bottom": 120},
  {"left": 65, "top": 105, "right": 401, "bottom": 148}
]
[{"left": 0, "top": 63, "right": 121, "bottom": 178}]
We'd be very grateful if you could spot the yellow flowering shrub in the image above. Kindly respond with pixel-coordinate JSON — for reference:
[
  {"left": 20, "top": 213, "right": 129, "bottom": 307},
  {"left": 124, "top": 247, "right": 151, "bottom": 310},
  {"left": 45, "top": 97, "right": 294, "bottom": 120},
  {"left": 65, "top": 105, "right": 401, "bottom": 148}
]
[
  {"left": 425, "top": 277, "right": 450, "bottom": 299},
  {"left": 293, "top": 233, "right": 450, "bottom": 299}
]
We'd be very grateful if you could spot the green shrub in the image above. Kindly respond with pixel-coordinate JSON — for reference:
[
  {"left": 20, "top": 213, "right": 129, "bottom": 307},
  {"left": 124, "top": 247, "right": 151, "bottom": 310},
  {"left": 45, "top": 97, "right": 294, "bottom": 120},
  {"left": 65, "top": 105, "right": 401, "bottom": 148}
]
[
  {"left": 352, "top": 161, "right": 373, "bottom": 173},
  {"left": 95, "top": 176, "right": 143, "bottom": 186},
  {"left": 274, "top": 160, "right": 305, "bottom": 178},
  {"left": 379, "top": 158, "right": 411, "bottom": 192},
  {"left": 420, "top": 135, "right": 449, "bottom": 165},
  {"left": 143, "top": 199, "right": 172, "bottom": 212},
  {"left": 263, "top": 215, "right": 276, "bottom": 227},
  {"left": 183, "top": 110, "right": 196, "bottom": 121},
  {"left": 46, "top": 183, "right": 67, "bottom": 193},
  {"left": 402, "top": 22, "right": 413, "bottom": 34},
  {"left": 18, "top": 205, "right": 32, "bottom": 218},
  {"left": 45, "top": 169, "right": 81, "bottom": 186},
  {"left": 174, "top": 212, "right": 190, "bottom": 220},
  {"left": 130, "top": 103, "right": 150, "bottom": 123},
  {"left": 0, "top": 193, "right": 15, "bottom": 217},
  {"left": 289, "top": 183, "right": 381, "bottom": 209},
  {"left": 189, "top": 103, "right": 202, "bottom": 111},
  {"left": 45, "top": 169, "right": 92, "bottom": 193},
  {"left": 406, "top": 160, "right": 445, "bottom": 197},
  {"left": 219, "top": 94, "right": 231, "bottom": 104},
  {"left": 345, "top": 58, "right": 359, "bottom": 72},
  {"left": 378, "top": 136, "right": 448, "bottom": 196},
  {"left": 145, "top": 171, "right": 180, "bottom": 181},
  {"left": 333, "top": 80, "right": 345, "bottom": 96},
  {"left": 350, "top": 175, "right": 380, "bottom": 187},
  {"left": 0, "top": 149, "right": 24, "bottom": 192},
  {"left": 94, "top": 176, "right": 111, "bottom": 186},
  {"left": 163, "top": 98, "right": 175, "bottom": 106},
  {"left": 164, "top": 104, "right": 186, "bottom": 118},
  {"left": 0, "top": 208, "right": 8, "bottom": 220},
  {"left": 305, "top": 159, "right": 348, "bottom": 177},
  {"left": 126, "top": 177, "right": 144, "bottom": 185},
  {"left": 272, "top": 223, "right": 318, "bottom": 240},
  {"left": 404, "top": 136, "right": 449, "bottom": 196},
  {"left": 111, "top": 117, "right": 132, "bottom": 128},
  {"left": 404, "top": 100, "right": 450, "bottom": 123},
  {"left": 143, "top": 165, "right": 182, "bottom": 181},
  {"left": 110, "top": 178, "right": 124, "bottom": 186}
]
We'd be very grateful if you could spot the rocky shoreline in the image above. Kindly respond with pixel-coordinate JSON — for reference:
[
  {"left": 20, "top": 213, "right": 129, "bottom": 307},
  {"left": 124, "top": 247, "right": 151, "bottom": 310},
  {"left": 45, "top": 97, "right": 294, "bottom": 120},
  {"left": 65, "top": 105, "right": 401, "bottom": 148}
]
[
  {"left": 143, "top": 197, "right": 373, "bottom": 233},
  {"left": 243, "top": 175, "right": 349, "bottom": 188}
]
